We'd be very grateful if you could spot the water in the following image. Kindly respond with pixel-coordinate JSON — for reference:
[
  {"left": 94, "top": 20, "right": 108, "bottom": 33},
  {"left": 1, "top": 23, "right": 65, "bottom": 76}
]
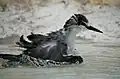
[
  {"left": 0, "top": 1, "right": 120, "bottom": 78},
  {"left": 0, "top": 40, "right": 120, "bottom": 79}
]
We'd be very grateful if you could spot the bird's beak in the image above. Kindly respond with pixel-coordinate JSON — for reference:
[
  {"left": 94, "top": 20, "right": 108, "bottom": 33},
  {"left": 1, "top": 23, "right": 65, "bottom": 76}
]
[
  {"left": 86, "top": 26, "right": 103, "bottom": 33},
  {"left": 82, "top": 22, "right": 103, "bottom": 33}
]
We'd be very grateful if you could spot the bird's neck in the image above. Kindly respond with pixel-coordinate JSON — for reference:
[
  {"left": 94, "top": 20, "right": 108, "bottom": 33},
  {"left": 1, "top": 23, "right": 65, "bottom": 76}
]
[{"left": 65, "top": 25, "right": 80, "bottom": 47}]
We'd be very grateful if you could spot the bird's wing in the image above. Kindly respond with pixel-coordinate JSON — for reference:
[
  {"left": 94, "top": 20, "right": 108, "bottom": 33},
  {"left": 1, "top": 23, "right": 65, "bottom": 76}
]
[
  {"left": 27, "top": 32, "right": 48, "bottom": 44},
  {"left": 16, "top": 32, "right": 48, "bottom": 49},
  {"left": 23, "top": 40, "right": 68, "bottom": 61}
]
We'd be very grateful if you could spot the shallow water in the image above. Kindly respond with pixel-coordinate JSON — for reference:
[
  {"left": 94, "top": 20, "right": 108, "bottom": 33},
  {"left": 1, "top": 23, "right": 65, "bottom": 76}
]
[
  {"left": 0, "top": 0, "right": 120, "bottom": 78},
  {"left": 0, "top": 41, "right": 120, "bottom": 79}
]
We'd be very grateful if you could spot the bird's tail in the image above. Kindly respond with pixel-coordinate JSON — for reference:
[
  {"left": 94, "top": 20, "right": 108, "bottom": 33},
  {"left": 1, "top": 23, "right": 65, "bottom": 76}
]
[
  {"left": 16, "top": 35, "right": 36, "bottom": 49},
  {"left": 0, "top": 54, "right": 21, "bottom": 61},
  {"left": 27, "top": 32, "right": 47, "bottom": 44}
]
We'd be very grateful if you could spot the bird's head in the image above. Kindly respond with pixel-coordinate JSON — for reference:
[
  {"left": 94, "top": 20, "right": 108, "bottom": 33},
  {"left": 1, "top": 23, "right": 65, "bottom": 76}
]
[{"left": 64, "top": 14, "right": 103, "bottom": 33}]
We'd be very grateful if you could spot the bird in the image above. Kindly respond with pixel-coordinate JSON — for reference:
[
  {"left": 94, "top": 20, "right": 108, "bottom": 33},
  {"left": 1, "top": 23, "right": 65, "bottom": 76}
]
[{"left": 0, "top": 14, "right": 103, "bottom": 64}]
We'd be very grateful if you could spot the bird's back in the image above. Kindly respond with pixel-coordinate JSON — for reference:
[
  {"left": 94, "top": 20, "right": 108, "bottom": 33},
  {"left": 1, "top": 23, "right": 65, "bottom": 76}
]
[{"left": 16, "top": 29, "right": 68, "bottom": 61}]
